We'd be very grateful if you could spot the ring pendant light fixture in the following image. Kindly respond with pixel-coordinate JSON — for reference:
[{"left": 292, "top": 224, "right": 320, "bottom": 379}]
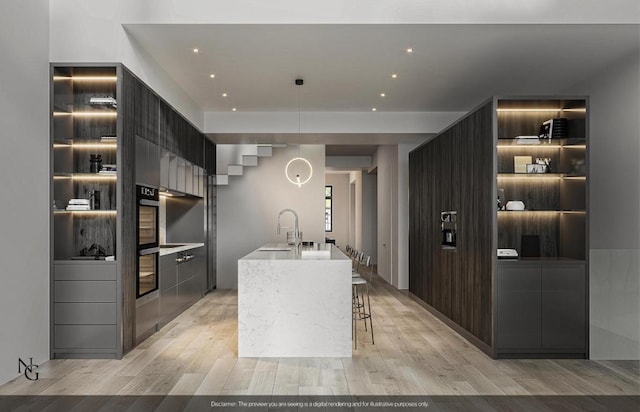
[{"left": 285, "top": 78, "right": 313, "bottom": 187}]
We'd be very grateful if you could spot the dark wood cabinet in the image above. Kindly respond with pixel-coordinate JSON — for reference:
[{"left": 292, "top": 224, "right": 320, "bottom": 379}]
[
  {"left": 541, "top": 262, "right": 586, "bottom": 348},
  {"left": 496, "top": 260, "right": 586, "bottom": 356},
  {"left": 496, "top": 261, "right": 541, "bottom": 349},
  {"left": 135, "top": 135, "right": 160, "bottom": 188},
  {"left": 409, "top": 97, "right": 588, "bottom": 359},
  {"left": 134, "top": 79, "right": 159, "bottom": 144}
]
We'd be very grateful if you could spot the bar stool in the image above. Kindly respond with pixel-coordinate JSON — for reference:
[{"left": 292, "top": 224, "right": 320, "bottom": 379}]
[{"left": 352, "top": 258, "right": 374, "bottom": 349}]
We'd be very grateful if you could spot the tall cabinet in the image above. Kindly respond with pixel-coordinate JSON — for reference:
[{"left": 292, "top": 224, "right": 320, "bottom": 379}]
[
  {"left": 51, "top": 64, "right": 217, "bottom": 359},
  {"left": 51, "top": 65, "right": 123, "bottom": 358},
  {"left": 495, "top": 98, "right": 588, "bottom": 358},
  {"left": 408, "top": 96, "right": 588, "bottom": 359}
]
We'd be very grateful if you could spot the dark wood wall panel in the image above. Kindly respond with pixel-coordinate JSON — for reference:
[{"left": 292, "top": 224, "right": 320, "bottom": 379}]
[
  {"left": 134, "top": 79, "right": 160, "bottom": 144},
  {"left": 204, "top": 139, "right": 216, "bottom": 175},
  {"left": 120, "top": 68, "right": 137, "bottom": 353},
  {"left": 409, "top": 100, "right": 494, "bottom": 346}
]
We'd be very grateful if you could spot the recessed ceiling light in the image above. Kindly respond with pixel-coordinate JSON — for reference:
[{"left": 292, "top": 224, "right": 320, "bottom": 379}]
[
  {"left": 372, "top": 108, "right": 377, "bottom": 112},
  {"left": 193, "top": 48, "right": 199, "bottom": 53},
  {"left": 380, "top": 93, "right": 386, "bottom": 97},
  {"left": 391, "top": 74, "right": 398, "bottom": 79},
  {"left": 406, "top": 48, "right": 414, "bottom": 53},
  {"left": 209, "top": 74, "right": 215, "bottom": 78},
  {"left": 222, "top": 93, "right": 228, "bottom": 97},
  {"left": 232, "top": 108, "right": 237, "bottom": 112}
]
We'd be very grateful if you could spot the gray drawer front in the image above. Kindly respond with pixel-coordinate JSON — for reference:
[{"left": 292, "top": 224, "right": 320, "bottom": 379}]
[
  {"left": 178, "top": 258, "right": 198, "bottom": 281},
  {"left": 55, "top": 281, "right": 116, "bottom": 303},
  {"left": 160, "top": 265, "right": 177, "bottom": 290},
  {"left": 54, "top": 325, "right": 117, "bottom": 349},
  {"left": 178, "top": 275, "right": 203, "bottom": 307},
  {"left": 54, "top": 303, "right": 116, "bottom": 325},
  {"left": 54, "top": 263, "right": 116, "bottom": 281},
  {"left": 160, "top": 253, "right": 178, "bottom": 269},
  {"left": 136, "top": 296, "right": 160, "bottom": 338},
  {"left": 160, "top": 285, "right": 180, "bottom": 320},
  {"left": 541, "top": 263, "right": 586, "bottom": 348},
  {"left": 497, "top": 263, "right": 541, "bottom": 349}
]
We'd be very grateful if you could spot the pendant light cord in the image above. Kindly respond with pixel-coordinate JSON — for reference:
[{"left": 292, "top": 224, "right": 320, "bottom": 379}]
[{"left": 297, "top": 82, "right": 301, "bottom": 155}]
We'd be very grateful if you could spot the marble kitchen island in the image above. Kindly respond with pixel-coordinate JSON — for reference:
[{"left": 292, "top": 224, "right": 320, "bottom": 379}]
[{"left": 238, "top": 243, "right": 352, "bottom": 357}]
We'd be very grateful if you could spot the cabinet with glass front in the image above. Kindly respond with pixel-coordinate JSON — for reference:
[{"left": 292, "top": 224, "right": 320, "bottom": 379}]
[{"left": 52, "top": 66, "right": 120, "bottom": 261}]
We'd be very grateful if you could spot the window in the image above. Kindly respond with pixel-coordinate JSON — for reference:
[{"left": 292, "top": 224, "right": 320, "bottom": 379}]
[{"left": 325, "top": 185, "right": 332, "bottom": 232}]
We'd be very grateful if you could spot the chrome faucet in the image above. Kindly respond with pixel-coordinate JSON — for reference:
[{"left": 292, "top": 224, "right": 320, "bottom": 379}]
[{"left": 277, "top": 208, "right": 300, "bottom": 249}]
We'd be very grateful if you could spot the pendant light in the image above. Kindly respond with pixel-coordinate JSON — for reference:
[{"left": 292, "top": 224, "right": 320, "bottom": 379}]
[{"left": 285, "top": 78, "right": 313, "bottom": 188}]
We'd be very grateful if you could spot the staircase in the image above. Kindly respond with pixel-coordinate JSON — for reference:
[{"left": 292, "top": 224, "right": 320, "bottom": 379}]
[{"left": 215, "top": 144, "right": 286, "bottom": 185}]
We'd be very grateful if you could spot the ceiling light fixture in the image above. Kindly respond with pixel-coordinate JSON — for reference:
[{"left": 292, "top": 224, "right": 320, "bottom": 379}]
[
  {"left": 193, "top": 48, "right": 199, "bottom": 53},
  {"left": 285, "top": 78, "right": 313, "bottom": 188},
  {"left": 391, "top": 73, "right": 398, "bottom": 79},
  {"left": 380, "top": 93, "right": 386, "bottom": 97},
  {"left": 209, "top": 74, "right": 215, "bottom": 78},
  {"left": 372, "top": 108, "right": 377, "bottom": 112},
  {"left": 406, "top": 48, "right": 414, "bottom": 53},
  {"left": 232, "top": 107, "right": 237, "bottom": 112},
  {"left": 222, "top": 93, "right": 228, "bottom": 97}
]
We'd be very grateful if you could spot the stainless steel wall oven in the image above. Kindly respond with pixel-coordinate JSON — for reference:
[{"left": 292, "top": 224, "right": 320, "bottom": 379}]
[{"left": 137, "top": 185, "right": 159, "bottom": 298}]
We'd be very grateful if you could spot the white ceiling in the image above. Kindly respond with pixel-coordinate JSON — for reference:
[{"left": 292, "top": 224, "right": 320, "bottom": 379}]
[
  {"left": 126, "top": 24, "right": 639, "bottom": 113},
  {"left": 124, "top": 23, "right": 638, "bottom": 152}
]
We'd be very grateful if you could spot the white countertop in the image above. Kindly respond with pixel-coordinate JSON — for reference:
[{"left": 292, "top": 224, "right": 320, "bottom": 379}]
[
  {"left": 159, "top": 243, "right": 204, "bottom": 256},
  {"left": 240, "top": 243, "right": 348, "bottom": 261}
]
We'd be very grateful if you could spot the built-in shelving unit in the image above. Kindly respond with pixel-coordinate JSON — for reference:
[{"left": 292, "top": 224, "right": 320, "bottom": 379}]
[
  {"left": 496, "top": 98, "right": 587, "bottom": 261},
  {"left": 51, "top": 65, "right": 123, "bottom": 359},
  {"left": 52, "top": 66, "right": 119, "bottom": 261},
  {"left": 494, "top": 97, "right": 588, "bottom": 358}
]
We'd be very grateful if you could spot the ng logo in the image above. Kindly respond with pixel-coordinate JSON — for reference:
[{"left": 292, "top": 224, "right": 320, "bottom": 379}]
[{"left": 18, "top": 357, "right": 39, "bottom": 381}]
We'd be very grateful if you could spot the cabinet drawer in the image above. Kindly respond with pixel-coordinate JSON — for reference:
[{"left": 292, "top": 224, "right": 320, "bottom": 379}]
[
  {"left": 136, "top": 295, "right": 159, "bottom": 339},
  {"left": 541, "top": 263, "right": 586, "bottom": 348},
  {"left": 160, "top": 253, "right": 178, "bottom": 269},
  {"left": 55, "top": 281, "right": 116, "bottom": 303},
  {"left": 54, "top": 262, "right": 116, "bottom": 281},
  {"left": 160, "top": 285, "right": 180, "bottom": 320},
  {"left": 160, "top": 264, "right": 177, "bottom": 290},
  {"left": 496, "top": 263, "right": 541, "bottom": 349},
  {"left": 55, "top": 303, "right": 116, "bottom": 325},
  {"left": 178, "top": 274, "right": 204, "bottom": 306},
  {"left": 54, "top": 325, "right": 117, "bottom": 349}
]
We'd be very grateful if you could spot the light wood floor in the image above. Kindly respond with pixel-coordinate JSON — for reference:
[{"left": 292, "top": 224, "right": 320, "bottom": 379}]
[{"left": 1, "top": 274, "right": 638, "bottom": 397}]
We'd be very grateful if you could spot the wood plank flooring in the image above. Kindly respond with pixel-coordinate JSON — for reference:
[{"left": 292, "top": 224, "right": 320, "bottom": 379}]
[{"left": 0, "top": 274, "right": 638, "bottom": 397}]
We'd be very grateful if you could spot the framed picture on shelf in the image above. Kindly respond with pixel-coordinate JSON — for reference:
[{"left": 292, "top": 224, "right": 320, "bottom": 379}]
[
  {"left": 526, "top": 163, "right": 547, "bottom": 174},
  {"left": 514, "top": 155, "right": 532, "bottom": 173}
]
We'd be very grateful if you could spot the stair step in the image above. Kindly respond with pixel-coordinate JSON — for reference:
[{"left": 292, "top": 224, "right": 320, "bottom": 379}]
[
  {"left": 242, "top": 155, "right": 258, "bottom": 166},
  {"left": 256, "top": 145, "right": 273, "bottom": 157},
  {"left": 227, "top": 164, "right": 243, "bottom": 176},
  {"left": 216, "top": 175, "right": 229, "bottom": 185}
]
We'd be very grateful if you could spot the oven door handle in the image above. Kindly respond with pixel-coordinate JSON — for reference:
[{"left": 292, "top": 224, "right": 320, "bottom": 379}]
[
  {"left": 139, "top": 199, "right": 159, "bottom": 207},
  {"left": 139, "top": 247, "right": 160, "bottom": 256}
]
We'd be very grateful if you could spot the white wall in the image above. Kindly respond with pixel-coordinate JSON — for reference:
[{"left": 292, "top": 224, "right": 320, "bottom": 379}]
[
  {"left": 216, "top": 145, "right": 325, "bottom": 288},
  {"left": 350, "top": 171, "right": 364, "bottom": 251},
  {"left": 0, "top": 0, "right": 50, "bottom": 384},
  {"left": 50, "top": 1, "right": 203, "bottom": 129},
  {"left": 361, "top": 172, "right": 377, "bottom": 262},
  {"left": 376, "top": 145, "right": 399, "bottom": 285},
  {"left": 349, "top": 179, "right": 356, "bottom": 247},
  {"left": 325, "top": 173, "right": 350, "bottom": 248},
  {"left": 564, "top": 50, "right": 640, "bottom": 360}
]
